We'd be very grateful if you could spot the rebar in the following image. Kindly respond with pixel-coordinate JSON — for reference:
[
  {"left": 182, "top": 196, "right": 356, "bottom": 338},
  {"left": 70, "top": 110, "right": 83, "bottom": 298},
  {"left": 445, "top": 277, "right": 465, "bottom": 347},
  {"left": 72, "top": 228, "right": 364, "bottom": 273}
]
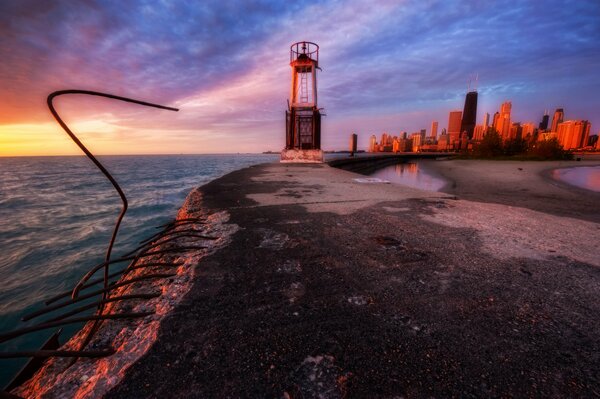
[{"left": 0, "top": 312, "right": 154, "bottom": 344}]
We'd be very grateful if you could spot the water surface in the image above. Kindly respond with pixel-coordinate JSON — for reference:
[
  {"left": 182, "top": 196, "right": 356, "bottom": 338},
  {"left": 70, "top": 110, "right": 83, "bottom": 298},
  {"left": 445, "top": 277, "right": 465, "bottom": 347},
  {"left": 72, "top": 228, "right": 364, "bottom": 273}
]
[
  {"left": 551, "top": 166, "right": 600, "bottom": 192},
  {"left": 0, "top": 154, "right": 277, "bottom": 386},
  {"left": 368, "top": 161, "right": 448, "bottom": 192}
]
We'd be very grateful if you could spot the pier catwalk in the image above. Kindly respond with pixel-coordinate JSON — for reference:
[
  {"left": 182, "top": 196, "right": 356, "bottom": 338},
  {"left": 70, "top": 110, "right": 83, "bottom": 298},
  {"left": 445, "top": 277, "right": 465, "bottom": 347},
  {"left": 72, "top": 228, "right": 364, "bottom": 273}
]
[{"left": 107, "top": 162, "right": 600, "bottom": 398}]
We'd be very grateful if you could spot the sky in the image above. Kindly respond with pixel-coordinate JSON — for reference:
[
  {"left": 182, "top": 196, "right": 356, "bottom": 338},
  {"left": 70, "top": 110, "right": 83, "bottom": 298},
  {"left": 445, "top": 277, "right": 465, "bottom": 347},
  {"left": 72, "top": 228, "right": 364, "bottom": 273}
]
[{"left": 1, "top": 0, "right": 599, "bottom": 156}]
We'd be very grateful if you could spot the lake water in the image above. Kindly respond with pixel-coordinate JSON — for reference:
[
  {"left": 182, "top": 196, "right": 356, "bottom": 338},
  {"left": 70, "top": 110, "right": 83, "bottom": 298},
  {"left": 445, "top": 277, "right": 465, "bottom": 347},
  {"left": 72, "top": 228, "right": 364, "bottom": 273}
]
[
  {"left": 551, "top": 165, "right": 600, "bottom": 192},
  {"left": 368, "top": 161, "right": 448, "bottom": 192},
  {"left": 0, "top": 154, "right": 278, "bottom": 386}
]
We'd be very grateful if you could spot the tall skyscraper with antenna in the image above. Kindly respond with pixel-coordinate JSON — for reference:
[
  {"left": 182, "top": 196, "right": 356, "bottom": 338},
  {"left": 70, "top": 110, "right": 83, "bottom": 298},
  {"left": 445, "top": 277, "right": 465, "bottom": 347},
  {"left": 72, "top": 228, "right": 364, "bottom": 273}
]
[{"left": 460, "top": 75, "right": 478, "bottom": 139}]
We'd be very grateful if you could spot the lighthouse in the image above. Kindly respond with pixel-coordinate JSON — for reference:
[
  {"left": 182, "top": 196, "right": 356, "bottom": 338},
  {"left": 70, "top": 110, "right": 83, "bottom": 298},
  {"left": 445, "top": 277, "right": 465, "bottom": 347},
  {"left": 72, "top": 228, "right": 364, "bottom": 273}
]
[{"left": 281, "top": 41, "right": 324, "bottom": 163}]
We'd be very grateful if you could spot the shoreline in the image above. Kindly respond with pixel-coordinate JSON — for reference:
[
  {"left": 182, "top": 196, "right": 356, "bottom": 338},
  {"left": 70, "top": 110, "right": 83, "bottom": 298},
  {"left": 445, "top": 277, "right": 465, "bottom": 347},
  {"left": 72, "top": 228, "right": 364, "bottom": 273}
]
[
  {"left": 418, "top": 158, "right": 600, "bottom": 222},
  {"left": 12, "top": 158, "right": 600, "bottom": 397},
  {"left": 11, "top": 189, "right": 240, "bottom": 398}
]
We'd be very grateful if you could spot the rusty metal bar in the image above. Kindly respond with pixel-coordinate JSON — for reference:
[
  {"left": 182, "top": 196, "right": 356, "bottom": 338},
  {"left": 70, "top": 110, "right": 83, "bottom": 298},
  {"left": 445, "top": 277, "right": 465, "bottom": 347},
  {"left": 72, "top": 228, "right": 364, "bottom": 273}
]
[
  {"left": 48, "top": 90, "right": 178, "bottom": 305},
  {"left": 141, "top": 246, "right": 207, "bottom": 257},
  {"left": 139, "top": 226, "right": 211, "bottom": 245},
  {"left": 0, "top": 312, "right": 154, "bottom": 344},
  {"left": 25, "top": 274, "right": 176, "bottom": 320},
  {"left": 23, "top": 293, "right": 161, "bottom": 323},
  {"left": 70, "top": 250, "right": 178, "bottom": 300},
  {"left": 43, "top": 262, "right": 182, "bottom": 305},
  {"left": 156, "top": 217, "right": 207, "bottom": 228}
]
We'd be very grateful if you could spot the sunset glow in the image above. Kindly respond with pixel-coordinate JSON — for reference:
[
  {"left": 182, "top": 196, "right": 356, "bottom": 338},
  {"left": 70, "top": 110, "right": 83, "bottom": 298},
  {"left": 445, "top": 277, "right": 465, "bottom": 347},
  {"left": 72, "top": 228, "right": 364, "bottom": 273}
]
[{"left": 1, "top": 0, "right": 599, "bottom": 155}]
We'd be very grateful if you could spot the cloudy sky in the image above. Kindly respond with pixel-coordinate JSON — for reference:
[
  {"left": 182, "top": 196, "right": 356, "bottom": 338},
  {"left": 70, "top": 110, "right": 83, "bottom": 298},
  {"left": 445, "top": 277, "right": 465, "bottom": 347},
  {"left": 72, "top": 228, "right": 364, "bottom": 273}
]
[{"left": 1, "top": 0, "right": 599, "bottom": 155}]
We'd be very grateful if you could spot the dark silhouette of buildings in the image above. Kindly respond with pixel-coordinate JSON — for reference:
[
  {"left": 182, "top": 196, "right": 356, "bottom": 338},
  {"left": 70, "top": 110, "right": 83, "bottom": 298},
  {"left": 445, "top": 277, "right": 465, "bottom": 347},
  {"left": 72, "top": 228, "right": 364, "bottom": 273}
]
[
  {"left": 460, "top": 91, "right": 478, "bottom": 139},
  {"left": 539, "top": 111, "right": 549, "bottom": 131}
]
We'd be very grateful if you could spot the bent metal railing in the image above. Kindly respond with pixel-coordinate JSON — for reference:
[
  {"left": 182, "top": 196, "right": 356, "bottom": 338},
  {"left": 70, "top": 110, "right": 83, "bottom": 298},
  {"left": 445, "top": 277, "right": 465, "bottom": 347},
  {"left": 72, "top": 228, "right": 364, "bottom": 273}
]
[{"left": 0, "top": 91, "right": 218, "bottom": 394}]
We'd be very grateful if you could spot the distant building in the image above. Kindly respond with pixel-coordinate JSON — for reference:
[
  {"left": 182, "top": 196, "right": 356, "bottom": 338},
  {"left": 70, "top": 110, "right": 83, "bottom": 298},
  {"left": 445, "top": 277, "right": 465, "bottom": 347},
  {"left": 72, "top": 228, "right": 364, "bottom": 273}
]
[
  {"left": 430, "top": 121, "right": 438, "bottom": 140},
  {"left": 369, "top": 135, "right": 377, "bottom": 152},
  {"left": 494, "top": 102, "right": 512, "bottom": 141},
  {"left": 393, "top": 138, "right": 410, "bottom": 152},
  {"left": 459, "top": 132, "right": 469, "bottom": 151},
  {"left": 492, "top": 112, "right": 500, "bottom": 129},
  {"left": 521, "top": 122, "right": 535, "bottom": 140},
  {"left": 349, "top": 133, "right": 357, "bottom": 154},
  {"left": 557, "top": 120, "right": 591, "bottom": 149},
  {"left": 410, "top": 132, "right": 422, "bottom": 152},
  {"left": 509, "top": 122, "right": 522, "bottom": 141},
  {"left": 483, "top": 112, "right": 490, "bottom": 129},
  {"left": 437, "top": 132, "right": 449, "bottom": 151},
  {"left": 448, "top": 110, "right": 462, "bottom": 146},
  {"left": 551, "top": 108, "right": 564, "bottom": 132},
  {"left": 473, "top": 125, "right": 485, "bottom": 141},
  {"left": 539, "top": 110, "right": 549, "bottom": 131},
  {"left": 460, "top": 91, "right": 478, "bottom": 139}
]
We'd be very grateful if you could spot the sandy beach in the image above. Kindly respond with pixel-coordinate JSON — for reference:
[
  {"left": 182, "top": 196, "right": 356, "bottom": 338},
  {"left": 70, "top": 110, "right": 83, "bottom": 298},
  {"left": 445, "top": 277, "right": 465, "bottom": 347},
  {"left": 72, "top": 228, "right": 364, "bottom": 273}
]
[{"left": 421, "top": 157, "right": 600, "bottom": 223}]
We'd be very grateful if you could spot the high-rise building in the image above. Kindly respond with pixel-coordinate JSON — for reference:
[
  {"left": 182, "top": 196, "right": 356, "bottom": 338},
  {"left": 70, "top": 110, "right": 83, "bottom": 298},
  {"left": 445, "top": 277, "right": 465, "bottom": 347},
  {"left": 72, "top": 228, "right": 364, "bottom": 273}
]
[
  {"left": 494, "top": 102, "right": 512, "bottom": 140},
  {"left": 557, "top": 120, "right": 591, "bottom": 149},
  {"left": 349, "top": 133, "right": 357, "bottom": 153},
  {"left": 473, "top": 125, "right": 485, "bottom": 141},
  {"left": 460, "top": 91, "right": 478, "bottom": 139},
  {"left": 448, "top": 111, "right": 462, "bottom": 148},
  {"left": 430, "top": 121, "right": 438, "bottom": 139},
  {"left": 551, "top": 108, "right": 564, "bottom": 132},
  {"left": 521, "top": 122, "right": 535, "bottom": 139},
  {"left": 483, "top": 112, "right": 490, "bottom": 128},
  {"left": 539, "top": 110, "right": 549, "bottom": 131},
  {"left": 492, "top": 112, "right": 500, "bottom": 129},
  {"left": 369, "top": 135, "right": 377, "bottom": 152},
  {"left": 509, "top": 122, "right": 522, "bottom": 141},
  {"left": 410, "top": 132, "right": 422, "bottom": 152}
]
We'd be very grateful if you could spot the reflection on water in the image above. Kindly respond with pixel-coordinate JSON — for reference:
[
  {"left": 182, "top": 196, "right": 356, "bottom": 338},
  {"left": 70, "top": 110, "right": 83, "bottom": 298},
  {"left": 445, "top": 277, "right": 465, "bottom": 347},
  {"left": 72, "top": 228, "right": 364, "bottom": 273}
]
[
  {"left": 369, "top": 162, "right": 447, "bottom": 192},
  {"left": 552, "top": 166, "right": 600, "bottom": 192}
]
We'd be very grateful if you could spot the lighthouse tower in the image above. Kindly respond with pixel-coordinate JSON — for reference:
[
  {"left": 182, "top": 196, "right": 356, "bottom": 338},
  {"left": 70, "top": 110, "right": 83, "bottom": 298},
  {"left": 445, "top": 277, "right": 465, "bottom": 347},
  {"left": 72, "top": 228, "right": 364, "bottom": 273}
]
[{"left": 282, "top": 41, "right": 324, "bottom": 163}]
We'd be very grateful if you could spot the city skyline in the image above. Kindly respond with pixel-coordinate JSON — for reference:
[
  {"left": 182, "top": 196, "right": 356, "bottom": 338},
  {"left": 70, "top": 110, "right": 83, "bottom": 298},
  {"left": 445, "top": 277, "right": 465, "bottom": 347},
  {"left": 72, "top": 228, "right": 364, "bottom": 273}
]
[
  {"left": 368, "top": 93, "right": 596, "bottom": 153},
  {"left": 1, "top": 0, "right": 600, "bottom": 156}
]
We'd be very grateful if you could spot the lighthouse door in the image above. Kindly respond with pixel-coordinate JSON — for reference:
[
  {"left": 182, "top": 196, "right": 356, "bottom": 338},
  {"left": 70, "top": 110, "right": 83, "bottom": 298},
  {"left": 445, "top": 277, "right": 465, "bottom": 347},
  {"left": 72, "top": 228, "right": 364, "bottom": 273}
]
[{"left": 297, "top": 116, "right": 313, "bottom": 149}]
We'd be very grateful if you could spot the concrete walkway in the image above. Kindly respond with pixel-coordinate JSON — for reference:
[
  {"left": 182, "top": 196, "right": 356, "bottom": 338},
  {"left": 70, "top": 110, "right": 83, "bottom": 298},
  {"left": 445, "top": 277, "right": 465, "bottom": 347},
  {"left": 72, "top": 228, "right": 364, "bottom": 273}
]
[{"left": 106, "top": 162, "right": 600, "bottom": 398}]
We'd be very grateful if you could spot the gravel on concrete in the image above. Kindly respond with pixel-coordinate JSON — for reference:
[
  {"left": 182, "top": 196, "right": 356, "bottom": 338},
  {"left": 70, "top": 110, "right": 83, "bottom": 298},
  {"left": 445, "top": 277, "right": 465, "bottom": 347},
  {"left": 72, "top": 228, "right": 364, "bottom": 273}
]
[{"left": 105, "top": 161, "right": 600, "bottom": 398}]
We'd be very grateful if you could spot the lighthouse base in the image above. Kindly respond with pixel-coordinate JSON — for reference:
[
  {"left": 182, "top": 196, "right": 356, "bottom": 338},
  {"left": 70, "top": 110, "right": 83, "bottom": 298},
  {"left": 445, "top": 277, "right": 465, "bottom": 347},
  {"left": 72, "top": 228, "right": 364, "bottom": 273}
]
[{"left": 280, "top": 149, "right": 324, "bottom": 163}]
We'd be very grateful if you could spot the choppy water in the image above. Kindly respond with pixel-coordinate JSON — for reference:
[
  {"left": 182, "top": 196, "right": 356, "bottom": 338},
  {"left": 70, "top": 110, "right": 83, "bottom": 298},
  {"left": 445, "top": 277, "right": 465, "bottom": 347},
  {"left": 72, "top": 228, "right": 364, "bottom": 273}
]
[
  {"left": 0, "top": 154, "right": 277, "bottom": 386},
  {"left": 369, "top": 161, "right": 448, "bottom": 192},
  {"left": 551, "top": 165, "right": 600, "bottom": 192}
]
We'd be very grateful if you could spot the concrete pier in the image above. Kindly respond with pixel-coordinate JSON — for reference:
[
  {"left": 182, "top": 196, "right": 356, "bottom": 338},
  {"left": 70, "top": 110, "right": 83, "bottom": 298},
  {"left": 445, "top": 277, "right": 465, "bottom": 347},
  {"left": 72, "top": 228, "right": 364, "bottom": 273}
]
[{"left": 103, "top": 159, "right": 600, "bottom": 398}]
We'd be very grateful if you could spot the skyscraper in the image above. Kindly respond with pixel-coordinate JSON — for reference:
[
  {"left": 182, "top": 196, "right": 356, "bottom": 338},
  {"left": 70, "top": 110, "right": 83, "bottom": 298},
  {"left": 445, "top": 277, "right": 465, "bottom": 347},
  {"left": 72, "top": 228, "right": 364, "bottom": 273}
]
[
  {"left": 492, "top": 112, "right": 500, "bottom": 128},
  {"left": 448, "top": 110, "right": 463, "bottom": 146},
  {"left": 521, "top": 122, "right": 535, "bottom": 139},
  {"left": 369, "top": 135, "right": 377, "bottom": 152},
  {"left": 557, "top": 120, "right": 591, "bottom": 149},
  {"left": 539, "top": 110, "right": 549, "bottom": 131},
  {"left": 460, "top": 91, "right": 478, "bottom": 139},
  {"left": 483, "top": 112, "right": 490, "bottom": 128},
  {"left": 551, "top": 108, "right": 564, "bottom": 132},
  {"left": 431, "top": 121, "right": 438, "bottom": 139},
  {"left": 494, "top": 102, "right": 512, "bottom": 140}
]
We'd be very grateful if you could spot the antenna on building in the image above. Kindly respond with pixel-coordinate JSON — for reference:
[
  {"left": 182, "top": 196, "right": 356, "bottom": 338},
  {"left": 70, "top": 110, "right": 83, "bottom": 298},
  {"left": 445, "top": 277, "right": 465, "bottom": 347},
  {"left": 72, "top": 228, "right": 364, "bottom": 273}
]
[{"left": 474, "top": 73, "right": 478, "bottom": 91}]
